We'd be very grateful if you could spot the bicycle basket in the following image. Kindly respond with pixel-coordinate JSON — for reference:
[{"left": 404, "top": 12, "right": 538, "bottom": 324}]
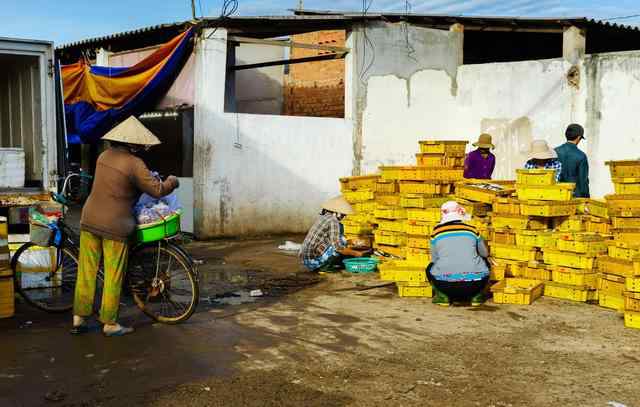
[{"left": 136, "top": 210, "right": 181, "bottom": 243}]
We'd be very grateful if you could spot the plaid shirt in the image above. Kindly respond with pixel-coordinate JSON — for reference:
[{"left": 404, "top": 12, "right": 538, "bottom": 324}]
[
  {"left": 524, "top": 159, "right": 563, "bottom": 182},
  {"left": 300, "top": 213, "right": 346, "bottom": 265}
]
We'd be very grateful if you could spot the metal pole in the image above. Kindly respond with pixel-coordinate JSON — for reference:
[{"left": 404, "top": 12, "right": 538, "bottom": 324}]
[{"left": 191, "top": 0, "right": 196, "bottom": 19}]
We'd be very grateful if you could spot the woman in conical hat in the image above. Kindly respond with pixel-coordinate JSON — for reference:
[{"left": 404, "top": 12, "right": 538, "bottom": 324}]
[
  {"left": 71, "top": 116, "right": 179, "bottom": 337},
  {"left": 299, "top": 195, "right": 369, "bottom": 272}
]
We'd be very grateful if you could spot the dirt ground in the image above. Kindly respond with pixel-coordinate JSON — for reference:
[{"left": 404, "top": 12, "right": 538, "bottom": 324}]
[{"left": 1, "top": 235, "right": 639, "bottom": 407}]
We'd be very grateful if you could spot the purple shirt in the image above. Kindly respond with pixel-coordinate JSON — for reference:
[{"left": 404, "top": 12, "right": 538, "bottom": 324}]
[{"left": 464, "top": 149, "right": 495, "bottom": 179}]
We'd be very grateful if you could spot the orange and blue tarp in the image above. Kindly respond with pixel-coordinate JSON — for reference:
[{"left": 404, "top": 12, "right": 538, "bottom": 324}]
[{"left": 62, "top": 28, "right": 194, "bottom": 144}]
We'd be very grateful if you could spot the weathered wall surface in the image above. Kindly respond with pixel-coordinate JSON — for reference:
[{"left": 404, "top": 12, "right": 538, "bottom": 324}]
[
  {"left": 355, "top": 23, "right": 640, "bottom": 198},
  {"left": 194, "top": 29, "right": 353, "bottom": 238},
  {"left": 284, "top": 30, "right": 345, "bottom": 118}
]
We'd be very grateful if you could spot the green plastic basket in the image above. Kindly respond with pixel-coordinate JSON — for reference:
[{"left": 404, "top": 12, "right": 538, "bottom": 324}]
[
  {"left": 136, "top": 211, "right": 181, "bottom": 243},
  {"left": 343, "top": 257, "right": 379, "bottom": 273}
]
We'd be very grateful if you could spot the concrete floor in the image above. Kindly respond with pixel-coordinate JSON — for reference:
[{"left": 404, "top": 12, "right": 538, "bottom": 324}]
[{"left": 1, "top": 236, "right": 639, "bottom": 406}]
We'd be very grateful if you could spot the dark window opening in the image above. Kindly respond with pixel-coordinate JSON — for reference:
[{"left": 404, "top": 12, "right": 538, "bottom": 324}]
[{"left": 463, "top": 31, "right": 562, "bottom": 65}]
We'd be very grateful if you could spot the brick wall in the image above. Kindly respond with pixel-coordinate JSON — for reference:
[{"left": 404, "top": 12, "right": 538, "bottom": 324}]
[{"left": 284, "top": 30, "right": 346, "bottom": 118}]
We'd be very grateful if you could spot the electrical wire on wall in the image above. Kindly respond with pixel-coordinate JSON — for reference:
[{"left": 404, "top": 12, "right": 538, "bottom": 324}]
[
  {"left": 402, "top": 0, "right": 417, "bottom": 62},
  {"left": 359, "top": 0, "right": 376, "bottom": 83},
  {"left": 206, "top": 0, "right": 240, "bottom": 39}
]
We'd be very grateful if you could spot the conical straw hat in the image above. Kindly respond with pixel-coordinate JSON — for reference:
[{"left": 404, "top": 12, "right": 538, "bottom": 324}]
[
  {"left": 527, "top": 139, "right": 557, "bottom": 160},
  {"left": 102, "top": 116, "right": 161, "bottom": 146},
  {"left": 322, "top": 196, "right": 354, "bottom": 215}
]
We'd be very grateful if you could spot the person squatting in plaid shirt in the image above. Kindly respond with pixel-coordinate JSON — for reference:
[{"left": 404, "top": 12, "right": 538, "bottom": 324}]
[
  {"left": 300, "top": 196, "right": 368, "bottom": 272},
  {"left": 523, "top": 139, "right": 563, "bottom": 181}
]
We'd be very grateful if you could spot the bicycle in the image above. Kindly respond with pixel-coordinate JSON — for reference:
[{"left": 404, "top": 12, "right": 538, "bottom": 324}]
[{"left": 10, "top": 172, "right": 200, "bottom": 324}]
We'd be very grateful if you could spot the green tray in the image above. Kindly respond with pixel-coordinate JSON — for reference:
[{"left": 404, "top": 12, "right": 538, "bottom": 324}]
[{"left": 136, "top": 211, "right": 181, "bottom": 243}]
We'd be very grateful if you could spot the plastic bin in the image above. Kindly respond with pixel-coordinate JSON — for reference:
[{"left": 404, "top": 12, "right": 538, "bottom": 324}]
[
  {"left": 415, "top": 153, "right": 465, "bottom": 167},
  {"left": 376, "top": 219, "right": 406, "bottom": 233},
  {"left": 399, "top": 181, "right": 451, "bottom": 195},
  {"left": 490, "top": 214, "right": 548, "bottom": 230},
  {"left": 611, "top": 217, "right": 640, "bottom": 229},
  {"left": 400, "top": 194, "right": 444, "bottom": 209},
  {"left": 397, "top": 282, "right": 433, "bottom": 297},
  {"left": 598, "top": 293, "right": 625, "bottom": 311},
  {"left": 405, "top": 247, "right": 431, "bottom": 266},
  {"left": 342, "top": 221, "right": 373, "bottom": 235},
  {"left": 519, "top": 201, "right": 577, "bottom": 217},
  {"left": 373, "top": 244, "right": 406, "bottom": 258},
  {"left": 343, "top": 190, "right": 375, "bottom": 203},
  {"left": 493, "top": 198, "right": 521, "bottom": 216},
  {"left": 626, "top": 276, "right": 640, "bottom": 292},
  {"left": 606, "top": 241, "right": 640, "bottom": 261},
  {"left": 576, "top": 198, "right": 609, "bottom": 219},
  {"left": 543, "top": 249, "right": 595, "bottom": 269},
  {"left": 556, "top": 239, "right": 607, "bottom": 255},
  {"left": 418, "top": 140, "right": 468, "bottom": 156},
  {"left": 373, "top": 230, "right": 406, "bottom": 247},
  {"left": 597, "top": 256, "right": 638, "bottom": 278},
  {"left": 375, "top": 181, "right": 398, "bottom": 193},
  {"left": 516, "top": 169, "right": 557, "bottom": 186},
  {"left": 406, "top": 208, "right": 441, "bottom": 223},
  {"left": 551, "top": 266, "right": 598, "bottom": 287},
  {"left": 375, "top": 194, "right": 402, "bottom": 207},
  {"left": 406, "top": 235, "right": 430, "bottom": 249},
  {"left": 612, "top": 177, "right": 640, "bottom": 194},
  {"left": 521, "top": 264, "right": 552, "bottom": 281},
  {"left": 354, "top": 201, "right": 376, "bottom": 213},
  {"left": 490, "top": 243, "right": 540, "bottom": 262},
  {"left": 624, "top": 311, "right": 640, "bottom": 329},
  {"left": 544, "top": 281, "right": 598, "bottom": 302},
  {"left": 624, "top": 294, "right": 640, "bottom": 312},
  {"left": 340, "top": 175, "right": 379, "bottom": 192},
  {"left": 490, "top": 228, "right": 517, "bottom": 245},
  {"left": 606, "top": 160, "right": 640, "bottom": 178},
  {"left": 515, "top": 183, "right": 575, "bottom": 201},
  {"left": 455, "top": 182, "right": 515, "bottom": 204},
  {"left": 598, "top": 274, "right": 626, "bottom": 296},
  {"left": 374, "top": 206, "right": 406, "bottom": 220},
  {"left": 605, "top": 194, "right": 640, "bottom": 216},
  {"left": 136, "top": 211, "right": 181, "bottom": 243},
  {"left": 405, "top": 220, "right": 436, "bottom": 235},
  {"left": 491, "top": 278, "right": 544, "bottom": 305}
]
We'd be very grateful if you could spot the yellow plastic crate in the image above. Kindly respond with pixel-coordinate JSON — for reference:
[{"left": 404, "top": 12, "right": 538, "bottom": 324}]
[
  {"left": 407, "top": 235, "right": 430, "bottom": 249},
  {"left": 379, "top": 166, "right": 420, "bottom": 181},
  {"left": 397, "top": 282, "right": 433, "bottom": 297},
  {"left": 605, "top": 194, "right": 640, "bottom": 216},
  {"left": 354, "top": 201, "right": 376, "bottom": 213},
  {"left": 424, "top": 168, "right": 465, "bottom": 182},
  {"left": 491, "top": 264, "right": 507, "bottom": 281},
  {"left": 597, "top": 256, "right": 638, "bottom": 278},
  {"left": 405, "top": 220, "right": 436, "bottom": 235},
  {"left": 374, "top": 206, "right": 406, "bottom": 220},
  {"left": 490, "top": 228, "right": 516, "bottom": 245},
  {"left": 515, "top": 183, "right": 575, "bottom": 201},
  {"left": 576, "top": 198, "right": 609, "bottom": 219},
  {"left": 624, "top": 294, "right": 640, "bottom": 312},
  {"left": 493, "top": 259, "right": 528, "bottom": 277},
  {"left": 606, "top": 241, "right": 640, "bottom": 261},
  {"left": 556, "top": 239, "right": 607, "bottom": 255},
  {"left": 374, "top": 244, "right": 406, "bottom": 258},
  {"left": 490, "top": 278, "right": 544, "bottom": 305},
  {"left": 400, "top": 194, "right": 444, "bottom": 209},
  {"left": 606, "top": 160, "right": 640, "bottom": 178},
  {"left": 343, "top": 190, "right": 375, "bottom": 203},
  {"left": 612, "top": 228, "right": 640, "bottom": 243},
  {"left": 520, "top": 201, "right": 577, "bottom": 217},
  {"left": 514, "top": 230, "right": 538, "bottom": 247},
  {"left": 536, "top": 232, "right": 557, "bottom": 249},
  {"left": 543, "top": 249, "right": 595, "bottom": 269},
  {"left": 553, "top": 216, "right": 589, "bottom": 232},
  {"left": 375, "top": 181, "right": 398, "bottom": 193},
  {"left": 375, "top": 193, "right": 401, "bottom": 207},
  {"left": 492, "top": 198, "right": 521, "bottom": 216},
  {"left": 373, "top": 231, "right": 407, "bottom": 247},
  {"left": 613, "top": 177, "right": 640, "bottom": 194},
  {"left": 343, "top": 221, "right": 373, "bottom": 235},
  {"left": 399, "top": 181, "right": 451, "bottom": 195},
  {"left": 599, "top": 293, "right": 625, "bottom": 311},
  {"left": 406, "top": 247, "right": 431, "bottom": 266},
  {"left": 344, "top": 213, "right": 370, "bottom": 224},
  {"left": 598, "top": 274, "right": 627, "bottom": 296},
  {"left": 521, "top": 263, "right": 553, "bottom": 281},
  {"left": 490, "top": 214, "right": 548, "bottom": 230},
  {"left": 455, "top": 182, "right": 515, "bottom": 204},
  {"left": 516, "top": 169, "right": 557, "bottom": 186},
  {"left": 458, "top": 199, "right": 491, "bottom": 217},
  {"left": 418, "top": 140, "right": 468, "bottom": 156},
  {"left": 626, "top": 276, "right": 640, "bottom": 292},
  {"left": 551, "top": 266, "right": 598, "bottom": 288},
  {"left": 415, "top": 153, "right": 465, "bottom": 167},
  {"left": 490, "top": 244, "right": 540, "bottom": 262},
  {"left": 340, "top": 175, "right": 380, "bottom": 192},
  {"left": 378, "top": 261, "right": 426, "bottom": 283},
  {"left": 611, "top": 217, "right": 640, "bottom": 229},
  {"left": 406, "top": 208, "right": 441, "bottom": 223},
  {"left": 586, "top": 220, "right": 611, "bottom": 235},
  {"left": 544, "top": 281, "right": 598, "bottom": 302},
  {"left": 624, "top": 311, "right": 640, "bottom": 329},
  {"left": 376, "top": 220, "right": 406, "bottom": 233}
]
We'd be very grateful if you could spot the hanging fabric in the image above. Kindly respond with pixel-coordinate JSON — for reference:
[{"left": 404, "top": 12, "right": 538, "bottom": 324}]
[{"left": 62, "top": 28, "right": 194, "bottom": 144}]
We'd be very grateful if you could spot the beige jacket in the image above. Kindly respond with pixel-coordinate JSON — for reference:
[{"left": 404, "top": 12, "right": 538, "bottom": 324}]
[{"left": 80, "top": 147, "right": 178, "bottom": 241}]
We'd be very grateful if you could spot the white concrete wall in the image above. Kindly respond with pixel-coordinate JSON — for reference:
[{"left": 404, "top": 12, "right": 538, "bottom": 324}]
[
  {"left": 361, "top": 49, "right": 640, "bottom": 198},
  {"left": 194, "top": 29, "right": 353, "bottom": 238}
]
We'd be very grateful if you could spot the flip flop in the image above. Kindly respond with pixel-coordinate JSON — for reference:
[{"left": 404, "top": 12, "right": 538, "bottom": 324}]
[{"left": 103, "top": 326, "right": 134, "bottom": 337}]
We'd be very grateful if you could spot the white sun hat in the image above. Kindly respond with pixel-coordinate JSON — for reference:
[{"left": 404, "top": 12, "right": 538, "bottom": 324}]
[
  {"left": 439, "top": 201, "right": 471, "bottom": 225},
  {"left": 102, "top": 116, "right": 161, "bottom": 146}
]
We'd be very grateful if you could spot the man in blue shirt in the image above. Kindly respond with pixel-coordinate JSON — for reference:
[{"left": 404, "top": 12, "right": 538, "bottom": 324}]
[{"left": 555, "top": 124, "right": 590, "bottom": 198}]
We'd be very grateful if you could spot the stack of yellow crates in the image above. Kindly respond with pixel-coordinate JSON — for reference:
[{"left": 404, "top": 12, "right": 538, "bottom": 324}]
[
  {"left": 377, "top": 140, "right": 467, "bottom": 297},
  {"left": 624, "top": 275, "right": 640, "bottom": 329},
  {"left": 0, "top": 216, "right": 14, "bottom": 319},
  {"left": 340, "top": 175, "right": 380, "bottom": 248}
]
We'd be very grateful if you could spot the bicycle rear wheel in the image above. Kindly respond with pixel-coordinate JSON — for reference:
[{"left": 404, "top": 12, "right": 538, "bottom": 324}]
[
  {"left": 11, "top": 243, "right": 78, "bottom": 312},
  {"left": 127, "top": 244, "right": 198, "bottom": 324}
]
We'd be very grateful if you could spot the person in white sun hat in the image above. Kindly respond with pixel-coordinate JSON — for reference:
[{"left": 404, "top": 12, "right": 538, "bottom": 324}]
[
  {"left": 427, "top": 201, "right": 491, "bottom": 307},
  {"left": 71, "top": 116, "right": 180, "bottom": 337},
  {"left": 523, "top": 139, "right": 563, "bottom": 182},
  {"left": 299, "top": 196, "right": 370, "bottom": 272}
]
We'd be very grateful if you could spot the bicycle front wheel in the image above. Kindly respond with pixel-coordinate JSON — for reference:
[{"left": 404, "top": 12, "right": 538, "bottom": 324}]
[
  {"left": 11, "top": 243, "right": 78, "bottom": 312},
  {"left": 127, "top": 244, "right": 198, "bottom": 324}
]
